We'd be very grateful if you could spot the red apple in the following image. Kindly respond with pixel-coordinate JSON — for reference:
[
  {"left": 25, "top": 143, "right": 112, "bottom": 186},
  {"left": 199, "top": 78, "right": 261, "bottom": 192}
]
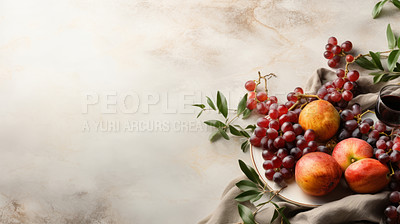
[
  {"left": 332, "top": 138, "right": 373, "bottom": 171},
  {"left": 345, "top": 158, "right": 390, "bottom": 193},
  {"left": 298, "top": 100, "right": 340, "bottom": 142},
  {"left": 295, "top": 152, "right": 342, "bottom": 196}
]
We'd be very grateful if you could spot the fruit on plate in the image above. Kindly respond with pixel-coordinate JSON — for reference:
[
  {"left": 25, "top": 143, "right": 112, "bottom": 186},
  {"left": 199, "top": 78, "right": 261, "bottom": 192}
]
[
  {"left": 295, "top": 152, "right": 342, "bottom": 196},
  {"left": 298, "top": 100, "right": 340, "bottom": 142},
  {"left": 344, "top": 158, "right": 390, "bottom": 193},
  {"left": 331, "top": 138, "right": 374, "bottom": 171}
]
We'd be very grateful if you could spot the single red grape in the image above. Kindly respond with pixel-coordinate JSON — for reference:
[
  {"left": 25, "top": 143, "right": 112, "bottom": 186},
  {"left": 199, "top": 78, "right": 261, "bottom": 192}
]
[
  {"left": 278, "top": 105, "right": 288, "bottom": 116},
  {"left": 328, "top": 37, "right": 338, "bottom": 45},
  {"left": 269, "top": 120, "right": 280, "bottom": 131},
  {"left": 325, "top": 43, "right": 334, "bottom": 51},
  {"left": 359, "top": 123, "right": 370, "bottom": 134},
  {"left": 256, "top": 92, "right": 268, "bottom": 102},
  {"left": 250, "top": 135, "right": 261, "bottom": 147},
  {"left": 247, "top": 98, "right": 257, "bottom": 110},
  {"left": 273, "top": 136, "right": 286, "bottom": 148},
  {"left": 283, "top": 131, "right": 296, "bottom": 142},
  {"left": 324, "top": 51, "right": 334, "bottom": 59},
  {"left": 267, "top": 128, "right": 279, "bottom": 140},
  {"left": 257, "top": 117, "right": 269, "bottom": 128},
  {"left": 245, "top": 80, "right": 256, "bottom": 91},
  {"left": 265, "top": 169, "right": 275, "bottom": 180},
  {"left": 282, "top": 155, "right": 295, "bottom": 168},
  {"left": 330, "top": 90, "right": 342, "bottom": 102},
  {"left": 331, "top": 45, "right": 342, "bottom": 54},
  {"left": 342, "top": 90, "right": 353, "bottom": 101},
  {"left": 257, "top": 102, "right": 268, "bottom": 114},
  {"left": 293, "top": 124, "right": 303, "bottom": 136},
  {"left": 336, "top": 69, "right": 345, "bottom": 78},
  {"left": 294, "top": 87, "right": 304, "bottom": 94},
  {"left": 254, "top": 127, "right": 267, "bottom": 138},
  {"left": 271, "top": 156, "right": 282, "bottom": 168},
  {"left": 262, "top": 150, "right": 274, "bottom": 160},
  {"left": 341, "top": 41, "right": 353, "bottom": 52},
  {"left": 281, "top": 122, "right": 294, "bottom": 132},
  {"left": 277, "top": 148, "right": 289, "bottom": 159},
  {"left": 304, "top": 129, "right": 316, "bottom": 142},
  {"left": 346, "top": 54, "right": 354, "bottom": 62},
  {"left": 347, "top": 70, "right": 359, "bottom": 82},
  {"left": 327, "top": 59, "right": 337, "bottom": 68},
  {"left": 269, "top": 96, "right": 278, "bottom": 103},
  {"left": 334, "top": 78, "right": 345, "bottom": 89},
  {"left": 343, "top": 81, "right": 354, "bottom": 90},
  {"left": 263, "top": 160, "right": 273, "bottom": 170},
  {"left": 269, "top": 109, "right": 279, "bottom": 119}
]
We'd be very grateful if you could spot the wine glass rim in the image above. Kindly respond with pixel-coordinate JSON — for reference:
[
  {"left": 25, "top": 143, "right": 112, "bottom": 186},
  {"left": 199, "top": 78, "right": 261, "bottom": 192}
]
[{"left": 379, "top": 84, "right": 400, "bottom": 96}]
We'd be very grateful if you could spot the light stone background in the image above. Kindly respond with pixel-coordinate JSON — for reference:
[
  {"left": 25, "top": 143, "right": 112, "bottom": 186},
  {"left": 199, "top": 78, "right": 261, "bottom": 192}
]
[{"left": 0, "top": 0, "right": 399, "bottom": 223}]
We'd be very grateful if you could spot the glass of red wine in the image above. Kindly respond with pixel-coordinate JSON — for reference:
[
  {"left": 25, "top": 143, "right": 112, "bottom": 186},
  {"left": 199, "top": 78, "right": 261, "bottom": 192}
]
[{"left": 375, "top": 84, "right": 400, "bottom": 130}]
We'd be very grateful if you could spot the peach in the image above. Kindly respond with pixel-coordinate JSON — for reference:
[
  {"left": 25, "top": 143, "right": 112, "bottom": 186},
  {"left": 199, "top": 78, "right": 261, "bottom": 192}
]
[
  {"left": 295, "top": 152, "right": 342, "bottom": 196},
  {"left": 345, "top": 158, "right": 390, "bottom": 193},
  {"left": 332, "top": 138, "right": 374, "bottom": 171},
  {"left": 298, "top": 100, "right": 340, "bottom": 142}
]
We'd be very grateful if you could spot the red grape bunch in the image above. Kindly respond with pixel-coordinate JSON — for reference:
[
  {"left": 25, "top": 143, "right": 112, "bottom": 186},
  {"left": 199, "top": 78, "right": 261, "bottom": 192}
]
[
  {"left": 245, "top": 73, "right": 279, "bottom": 115},
  {"left": 380, "top": 136, "right": 400, "bottom": 224},
  {"left": 324, "top": 37, "right": 354, "bottom": 68},
  {"left": 249, "top": 87, "right": 330, "bottom": 186},
  {"left": 337, "top": 104, "right": 395, "bottom": 147},
  {"left": 316, "top": 67, "right": 360, "bottom": 110}
]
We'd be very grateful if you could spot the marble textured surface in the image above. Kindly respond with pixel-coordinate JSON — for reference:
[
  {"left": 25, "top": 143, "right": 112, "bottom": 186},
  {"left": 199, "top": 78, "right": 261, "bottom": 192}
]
[{"left": 0, "top": 0, "right": 399, "bottom": 223}]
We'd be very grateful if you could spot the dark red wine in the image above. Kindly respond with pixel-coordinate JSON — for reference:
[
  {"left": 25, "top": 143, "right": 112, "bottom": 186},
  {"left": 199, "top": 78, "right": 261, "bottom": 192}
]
[{"left": 376, "top": 95, "right": 400, "bottom": 127}]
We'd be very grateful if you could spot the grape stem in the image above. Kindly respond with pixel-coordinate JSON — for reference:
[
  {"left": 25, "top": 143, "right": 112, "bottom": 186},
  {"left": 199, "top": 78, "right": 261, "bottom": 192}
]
[
  {"left": 253, "top": 72, "right": 277, "bottom": 102},
  {"left": 389, "top": 162, "right": 395, "bottom": 177},
  {"left": 356, "top": 110, "right": 375, "bottom": 123},
  {"left": 252, "top": 185, "right": 287, "bottom": 219}
]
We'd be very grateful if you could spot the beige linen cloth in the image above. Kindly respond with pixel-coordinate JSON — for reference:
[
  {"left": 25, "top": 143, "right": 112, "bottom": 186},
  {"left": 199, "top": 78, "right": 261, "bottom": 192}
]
[{"left": 199, "top": 68, "right": 400, "bottom": 224}]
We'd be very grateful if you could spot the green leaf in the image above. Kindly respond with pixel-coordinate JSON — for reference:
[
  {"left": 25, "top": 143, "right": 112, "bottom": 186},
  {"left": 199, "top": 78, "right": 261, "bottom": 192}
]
[
  {"left": 381, "top": 74, "right": 392, "bottom": 82},
  {"left": 206, "top": 96, "right": 216, "bottom": 110},
  {"left": 393, "top": 0, "right": 400, "bottom": 9},
  {"left": 251, "top": 193, "right": 263, "bottom": 203},
  {"left": 218, "top": 128, "right": 230, "bottom": 140},
  {"left": 398, "top": 36, "right": 400, "bottom": 49},
  {"left": 197, "top": 110, "right": 203, "bottom": 118},
  {"left": 245, "top": 125, "right": 256, "bottom": 131},
  {"left": 238, "top": 160, "right": 263, "bottom": 186},
  {"left": 241, "top": 140, "right": 249, "bottom": 152},
  {"left": 192, "top": 104, "right": 205, "bottom": 109},
  {"left": 235, "top": 190, "right": 262, "bottom": 202},
  {"left": 240, "top": 131, "right": 250, "bottom": 138},
  {"left": 236, "top": 180, "right": 259, "bottom": 191},
  {"left": 373, "top": 73, "right": 387, "bottom": 83},
  {"left": 388, "top": 50, "right": 400, "bottom": 71},
  {"left": 372, "top": 0, "right": 387, "bottom": 19},
  {"left": 242, "top": 108, "right": 252, "bottom": 119},
  {"left": 204, "top": 120, "right": 225, "bottom": 128},
  {"left": 237, "top": 204, "right": 256, "bottom": 224},
  {"left": 209, "top": 130, "right": 221, "bottom": 142},
  {"left": 229, "top": 125, "right": 242, "bottom": 136},
  {"left": 389, "top": 74, "right": 400, "bottom": 80},
  {"left": 369, "top": 71, "right": 388, "bottom": 76},
  {"left": 355, "top": 56, "right": 378, "bottom": 70},
  {"left": 270, "top": 202, "right": 289, "bottom": 224},
  {"left": 387, "top": 24, "right": 397, "bottom": 49},
  {"left": 395, "top": 63, "right": 400, "bottom": 72},
  {"left": 271, "top": 209, "right": 279, "bottom": 224},
  {"left": 216, "top": 91, "right": 228, "bottom": 118},
  {"left": 369, "top": 51, "right": 384, "bottom": 70},
  {"left": 237, "top": 93, "right": 248, "bottom": 115}
]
